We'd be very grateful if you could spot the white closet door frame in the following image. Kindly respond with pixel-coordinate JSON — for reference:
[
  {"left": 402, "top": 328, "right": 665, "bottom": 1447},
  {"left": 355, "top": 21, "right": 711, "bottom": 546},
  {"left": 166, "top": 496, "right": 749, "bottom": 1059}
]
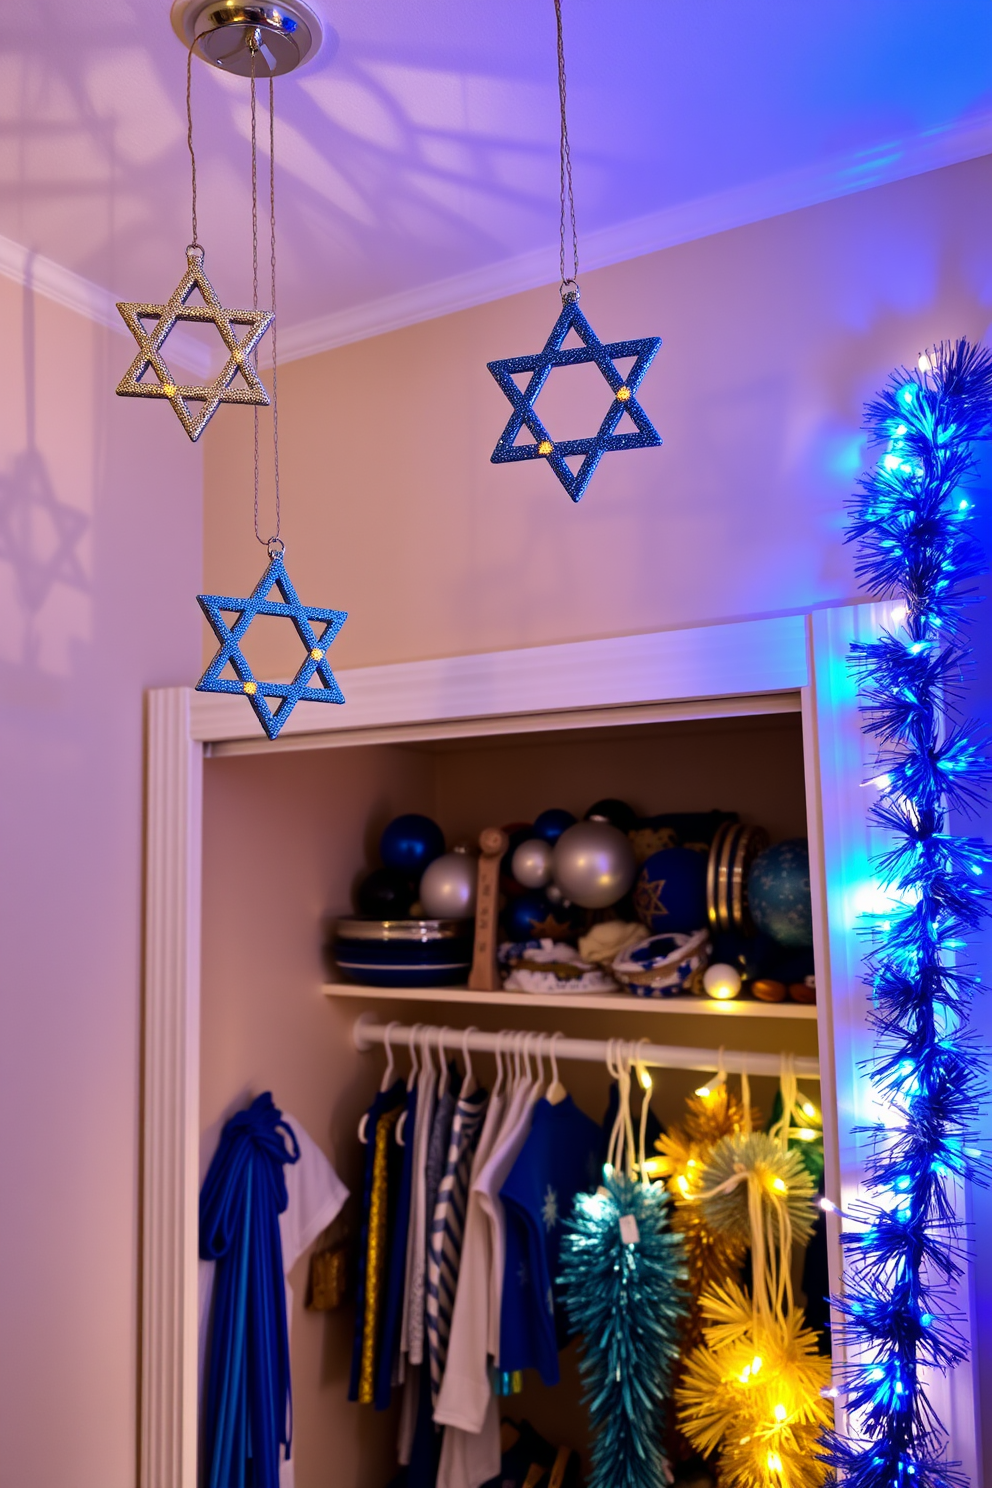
[{"left": 141, "top": 606, "right": 980, "bottom": 1487}]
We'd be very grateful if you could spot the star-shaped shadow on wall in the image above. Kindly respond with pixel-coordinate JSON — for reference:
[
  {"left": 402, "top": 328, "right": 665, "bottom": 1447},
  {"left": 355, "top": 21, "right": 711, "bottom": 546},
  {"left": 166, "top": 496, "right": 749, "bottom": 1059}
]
[
  {"left": 197, "top": 552, "right": 347, "bottom": 741},
  {"left": 488, "top": 296, "right": 661, "bottom": 502},
  {"left": 0, "top": 446, "right": 88, "bottom": 614},
  {"left": 117, "top": 247, "right": 273, "bottom": 443}
]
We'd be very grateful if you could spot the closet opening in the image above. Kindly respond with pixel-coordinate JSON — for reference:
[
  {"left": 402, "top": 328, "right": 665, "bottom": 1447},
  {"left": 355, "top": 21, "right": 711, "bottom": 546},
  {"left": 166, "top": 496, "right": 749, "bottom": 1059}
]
[{"left": 198, "top": 699, "right": 829, "bottom": 1488}]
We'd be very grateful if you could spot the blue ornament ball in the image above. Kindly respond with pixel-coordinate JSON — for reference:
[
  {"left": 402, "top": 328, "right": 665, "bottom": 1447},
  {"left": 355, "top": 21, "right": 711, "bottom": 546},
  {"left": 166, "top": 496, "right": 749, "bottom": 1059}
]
[
  {"left": 747, "top": 838, "right": 813, "bottom": 948},
  {"left": 503, "top": 890, "right": 576, "bottom": 943},
  {"left": 380, "top": 813, "right": 445, "bottom": 875},
  {"left": 634, "top": 847, "right": 708, "bottom": 934},
  {"left": 356, "top": 867, "right": 417, "bottom": 918},
  {"left": 532, "top": 807, "right": 577, "bottom": 845}
]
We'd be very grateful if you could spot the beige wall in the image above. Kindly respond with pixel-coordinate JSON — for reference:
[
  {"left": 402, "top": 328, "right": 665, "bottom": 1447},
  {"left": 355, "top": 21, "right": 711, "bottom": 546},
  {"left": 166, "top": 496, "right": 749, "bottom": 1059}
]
[
  {"left": 0, "top": 277, "right": 202, "bottom": 1488},
  {"left": 204, "top": 155, "right": 992, "bottom": 677}
]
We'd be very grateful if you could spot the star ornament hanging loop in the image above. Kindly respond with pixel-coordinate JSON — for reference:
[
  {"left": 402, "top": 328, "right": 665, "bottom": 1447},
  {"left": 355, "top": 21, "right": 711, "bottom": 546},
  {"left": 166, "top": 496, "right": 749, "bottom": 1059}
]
[
  {"left": 196, "top": 547, "right": 347, "bottom": 741},
  {"left": 487, "top": 292, "right": 662, "bottom": 502},
  {"left": 116, "top": 246, "right": 273, "bottom": 442}
]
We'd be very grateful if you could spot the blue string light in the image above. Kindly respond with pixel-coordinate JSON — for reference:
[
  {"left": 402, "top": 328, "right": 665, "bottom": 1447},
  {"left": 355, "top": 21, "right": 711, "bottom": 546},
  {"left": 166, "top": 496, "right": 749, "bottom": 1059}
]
[{"left": 827, "top": 340, "right": 992, "bottom": 1488}]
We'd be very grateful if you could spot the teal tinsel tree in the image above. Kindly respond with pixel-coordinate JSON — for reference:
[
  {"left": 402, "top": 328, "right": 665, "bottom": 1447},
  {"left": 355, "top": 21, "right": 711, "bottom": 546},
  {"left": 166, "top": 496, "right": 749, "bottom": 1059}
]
[{"left": 560, "top": 1171, "right": 689, "bottom": 1488}]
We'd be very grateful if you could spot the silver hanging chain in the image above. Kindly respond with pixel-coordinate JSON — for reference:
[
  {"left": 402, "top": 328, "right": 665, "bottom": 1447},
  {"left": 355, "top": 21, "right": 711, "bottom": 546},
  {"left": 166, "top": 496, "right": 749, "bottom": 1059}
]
[
  {"left": 554, "top": 0, "right": 579, "bottom": 299},
  {"left": 269, "top": 73, "right": 281, "bottom": 543},
  {"left": 250, "top": 42, "right": 262, "bottom": 544},
  {"left": 247, "top": 40, "right": 282, "bottom": 552},
  {"left": 186, "top": 44, "right": 200, "bottom": 248}
]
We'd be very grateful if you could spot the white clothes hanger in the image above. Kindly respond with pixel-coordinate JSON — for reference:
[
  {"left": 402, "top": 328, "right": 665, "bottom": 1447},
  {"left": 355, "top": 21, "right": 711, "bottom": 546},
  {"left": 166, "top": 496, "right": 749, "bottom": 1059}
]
[
  {"left": 491, "top": 1030, "right": 506, "bottom": 1100},
  {"left": 420, "top": 1022, "right": 436, "bottom": 1083},
  {"left": 437, "top": 1026, "right": 452, "bottom": 1096},
  {"left": 460, "top": 1025, "right": 478, "bottom": 1097},
  {"left": 533, "top": 1032, "right": 546, "bottom": 1090},
  {"left": 359, "top": 1018, "right": 400, "bottom": 1144},
  {"left": 395, "top": 1023, "right": 423, "bottom": 1147}
]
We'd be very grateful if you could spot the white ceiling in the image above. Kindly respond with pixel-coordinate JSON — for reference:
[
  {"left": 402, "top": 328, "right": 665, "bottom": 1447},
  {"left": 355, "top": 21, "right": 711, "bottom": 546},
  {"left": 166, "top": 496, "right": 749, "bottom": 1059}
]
[{"left": 2, "top": 0, "right": 991, "bottom": 360}]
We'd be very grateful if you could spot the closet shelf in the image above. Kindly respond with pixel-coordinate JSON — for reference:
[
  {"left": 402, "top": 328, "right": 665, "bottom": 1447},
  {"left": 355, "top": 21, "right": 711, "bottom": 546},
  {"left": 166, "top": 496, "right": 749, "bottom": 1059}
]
[{"left": 322, "top": 984, "right": 818, "bottom": 1019}]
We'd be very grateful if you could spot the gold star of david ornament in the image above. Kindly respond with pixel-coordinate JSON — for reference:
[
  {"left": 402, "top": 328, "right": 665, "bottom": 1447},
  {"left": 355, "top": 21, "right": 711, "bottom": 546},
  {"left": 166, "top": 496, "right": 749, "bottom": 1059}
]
[
  {"left": 634, "top": 876, "right": 668, "bottom": 923},
  {"left": 116, "top": 246, "right": 273, "bottom": 442}
]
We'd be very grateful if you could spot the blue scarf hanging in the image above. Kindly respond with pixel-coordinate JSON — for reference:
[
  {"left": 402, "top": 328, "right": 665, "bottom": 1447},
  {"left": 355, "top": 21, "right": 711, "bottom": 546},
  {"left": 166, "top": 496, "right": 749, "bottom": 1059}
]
[{"left": 200, "top": 1092, "right": 300, "bottom": 1488}]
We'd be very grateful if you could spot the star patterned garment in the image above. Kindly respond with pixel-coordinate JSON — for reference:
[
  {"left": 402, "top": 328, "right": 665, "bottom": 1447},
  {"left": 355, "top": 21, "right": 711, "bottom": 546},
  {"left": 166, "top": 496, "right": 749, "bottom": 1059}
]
[
  {"left": 497, "top": 1096, "right": 601, "bottom": 1385},
  {"left": 487, "top": 295, "right": 661, "bottom": 502}
]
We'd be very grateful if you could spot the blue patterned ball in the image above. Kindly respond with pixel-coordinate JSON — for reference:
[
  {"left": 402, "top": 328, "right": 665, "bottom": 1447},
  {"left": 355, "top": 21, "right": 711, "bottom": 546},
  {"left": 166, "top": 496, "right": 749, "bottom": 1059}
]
[
  {"left": 380, "top": 813, "right": 445, "bottom": 875},
  {"left": 747, "top": 838, "right": 813, "bottom": 948},
  {"left": 532, "top": 808, "right": 577, "bottom": 845},
  {"left": 634, "top": 847, "right": 708, "bottom": 933},
  {"left": 503, "top": 890, "right": 576, "bottom": 942}
]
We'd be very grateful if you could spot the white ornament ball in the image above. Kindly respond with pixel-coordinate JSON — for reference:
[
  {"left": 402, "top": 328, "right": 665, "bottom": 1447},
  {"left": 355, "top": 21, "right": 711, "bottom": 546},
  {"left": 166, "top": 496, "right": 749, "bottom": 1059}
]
[
  {"left": 419, "top": 850, "right": 477, "bottom": 919},
  {"left": 512, "top": 837, "right": 554, "bottom": 889},
  {"left": 702, "top": 963, "right": 742, "bottom": 1001},
  {"left": 551, "top": 821, "right": 636, "bottom": 909}
]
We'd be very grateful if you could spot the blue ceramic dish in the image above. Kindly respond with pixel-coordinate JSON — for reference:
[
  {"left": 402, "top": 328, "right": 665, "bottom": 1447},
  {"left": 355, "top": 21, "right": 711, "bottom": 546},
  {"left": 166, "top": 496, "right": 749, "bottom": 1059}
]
[{"left": 333, "top": 918, "right": 474, "bottom": 988}]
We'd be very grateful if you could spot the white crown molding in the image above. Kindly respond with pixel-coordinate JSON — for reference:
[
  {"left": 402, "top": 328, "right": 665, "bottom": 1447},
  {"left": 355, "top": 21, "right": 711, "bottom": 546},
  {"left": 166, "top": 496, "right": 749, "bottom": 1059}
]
[
  {"left": 3, "top": 110, "right": 990, "bottom": 374},
  {"left": 271, "top": 109, "right": 992, "bottom": 365},
  {"left": 0, "top": 234, "right": 212, "bottom": 379}
]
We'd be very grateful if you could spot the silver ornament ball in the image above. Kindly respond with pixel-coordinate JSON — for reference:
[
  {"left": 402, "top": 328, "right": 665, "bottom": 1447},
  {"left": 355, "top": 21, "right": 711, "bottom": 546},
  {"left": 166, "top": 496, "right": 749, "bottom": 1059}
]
[
  {"left": 551, "top": 821, "right": 636, "bottom": 909},
  {"left": 419, "top": 849, "right": 477, "bottom": 919},
  {"left": 511, "top": 837, "right": 554, "bottom": 889}
]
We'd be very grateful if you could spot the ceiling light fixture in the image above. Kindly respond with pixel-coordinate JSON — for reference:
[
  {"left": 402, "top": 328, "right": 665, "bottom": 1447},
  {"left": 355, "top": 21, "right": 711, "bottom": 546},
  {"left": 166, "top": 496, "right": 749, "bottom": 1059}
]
[{"left": 170, "top": 0, "right": 331, "bottom": 76}]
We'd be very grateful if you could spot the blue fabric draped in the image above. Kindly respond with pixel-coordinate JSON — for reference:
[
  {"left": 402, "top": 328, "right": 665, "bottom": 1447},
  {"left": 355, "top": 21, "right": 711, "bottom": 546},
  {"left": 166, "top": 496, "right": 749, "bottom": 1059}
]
[{"left": 200, "top": 1092, "right": 300, "bottom": 1488}]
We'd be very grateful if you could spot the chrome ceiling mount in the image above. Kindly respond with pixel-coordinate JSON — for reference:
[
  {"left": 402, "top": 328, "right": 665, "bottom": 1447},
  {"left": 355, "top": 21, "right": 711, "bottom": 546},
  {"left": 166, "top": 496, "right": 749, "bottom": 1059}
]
[{"left": 170, "top": 1, "right": 330, "bottom": 77}]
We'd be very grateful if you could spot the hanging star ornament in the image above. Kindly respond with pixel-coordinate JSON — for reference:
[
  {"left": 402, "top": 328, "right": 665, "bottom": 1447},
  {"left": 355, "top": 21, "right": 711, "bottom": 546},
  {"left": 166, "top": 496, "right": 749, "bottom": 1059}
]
[
  {"left": 116, "top": 246, "right": 273, "bottom": 442},
  {"left": 487, "top": 293, "right": 661, "bottom": 502},
  {"left": 196, "top": 548, "right": 347, "bottom": 741}
]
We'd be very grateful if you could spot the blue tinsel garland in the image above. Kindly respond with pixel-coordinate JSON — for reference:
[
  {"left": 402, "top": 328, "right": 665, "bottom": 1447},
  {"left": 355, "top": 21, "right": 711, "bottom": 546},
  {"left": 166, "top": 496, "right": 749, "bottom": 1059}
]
[
  {"left": 559, "top": 1171, "right": 688, "bottom": 1488},
  {"left": 828, "top": 339, "right": 992, "bottom": 1488}
]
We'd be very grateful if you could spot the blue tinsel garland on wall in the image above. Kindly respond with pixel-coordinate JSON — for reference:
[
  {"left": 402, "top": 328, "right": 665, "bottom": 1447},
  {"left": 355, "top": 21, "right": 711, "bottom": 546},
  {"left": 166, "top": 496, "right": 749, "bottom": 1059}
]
[{"left": 828, "top": 339, "right": 992, "bottom": 1488}]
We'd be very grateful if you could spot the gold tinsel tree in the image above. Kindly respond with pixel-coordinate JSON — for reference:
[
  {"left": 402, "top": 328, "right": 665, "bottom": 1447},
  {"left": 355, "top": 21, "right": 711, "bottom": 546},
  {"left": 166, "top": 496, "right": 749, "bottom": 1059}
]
[
  {"left": 674, "top": 1113, "right": 832, "bottom": 1488},
  {"left": 676, "top": 1281, "right": 832, "bottom": 1488}
]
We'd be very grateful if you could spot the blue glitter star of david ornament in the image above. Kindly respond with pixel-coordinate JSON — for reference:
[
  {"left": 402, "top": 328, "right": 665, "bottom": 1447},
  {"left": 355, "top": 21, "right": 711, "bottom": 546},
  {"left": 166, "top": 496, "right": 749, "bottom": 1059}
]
[
  {"left": 487, "top": 295, "right": 661, "bottom": 502},
  {"left": 196, "top": 549, "right": 347, "bottom": 741}
]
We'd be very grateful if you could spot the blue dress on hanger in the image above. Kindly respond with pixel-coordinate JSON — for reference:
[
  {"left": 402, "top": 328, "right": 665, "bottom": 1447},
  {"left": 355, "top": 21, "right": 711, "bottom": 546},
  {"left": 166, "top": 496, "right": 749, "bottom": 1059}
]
[
  {"left": 498, "top": 1096, "right": 600, "bottom": 1385},
  {"left": 349, "top": 1079, "right": 406, "bottom": 1402},
  {"left": 375, "top": 1081, "right": 419, "bottom": 1409}
]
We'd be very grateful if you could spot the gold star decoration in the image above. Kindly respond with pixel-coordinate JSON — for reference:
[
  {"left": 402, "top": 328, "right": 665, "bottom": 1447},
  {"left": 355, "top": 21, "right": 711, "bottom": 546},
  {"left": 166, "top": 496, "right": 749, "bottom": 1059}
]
[
  {"left": 529, "top": 912, "right": 575, "bottom": 942},
  {"left": 633, "top": 875, "right": 668, "bottom": 923},
  {"left": 116, "top": 247, "right": 273, "bottom": 442}
]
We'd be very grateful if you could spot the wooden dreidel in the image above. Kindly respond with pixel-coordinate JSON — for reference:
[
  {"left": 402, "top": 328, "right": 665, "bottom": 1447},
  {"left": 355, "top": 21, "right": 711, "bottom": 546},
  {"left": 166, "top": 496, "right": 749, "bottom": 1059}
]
[{"left": 468, "top": 827, "right": 508, "bottom": 991}]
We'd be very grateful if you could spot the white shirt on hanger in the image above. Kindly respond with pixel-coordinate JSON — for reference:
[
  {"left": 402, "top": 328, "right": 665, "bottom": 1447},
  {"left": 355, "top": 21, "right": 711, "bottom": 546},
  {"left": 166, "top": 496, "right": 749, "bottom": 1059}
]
[
  {"left": 198, "top": 1110, "right": 348, "bottom": 1488},
  {"left": 435, "top": 1072, "right": 541, "bottom": 1440},
  {"left": 434, "top": 1087, "right": 507, "bottom": 1488}
]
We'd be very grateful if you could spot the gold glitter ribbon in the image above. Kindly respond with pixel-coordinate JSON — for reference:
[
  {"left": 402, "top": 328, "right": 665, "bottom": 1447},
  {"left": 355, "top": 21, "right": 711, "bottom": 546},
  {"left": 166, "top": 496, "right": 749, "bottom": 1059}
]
[{"left": 358, "top": 1104, "right": 401, "bottom": 1403}]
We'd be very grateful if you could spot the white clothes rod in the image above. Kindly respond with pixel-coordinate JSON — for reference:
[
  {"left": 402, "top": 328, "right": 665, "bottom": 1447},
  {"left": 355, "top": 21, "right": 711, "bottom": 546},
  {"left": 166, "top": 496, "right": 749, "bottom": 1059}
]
[{"left": 352, "top": 1013, "right": 820, "bottom": 1081}]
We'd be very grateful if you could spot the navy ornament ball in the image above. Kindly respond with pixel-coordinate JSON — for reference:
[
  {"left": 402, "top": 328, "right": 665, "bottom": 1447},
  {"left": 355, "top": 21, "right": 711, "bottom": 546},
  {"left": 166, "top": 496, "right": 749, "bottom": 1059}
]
[
  {"left": 504, "top": 890, "right": 576, "bottom": 943},
  {"left": 356, "top": 868, "right": 417, "bottom": 919},
  {"left": 380, "top": 814, "right": 445, "bottom": 875},
  {"left": 532, "top": 808, "right": 577, "bottom": 845},
  {"left": 634, "top": 847, "right": 708, "bottom": 934}
]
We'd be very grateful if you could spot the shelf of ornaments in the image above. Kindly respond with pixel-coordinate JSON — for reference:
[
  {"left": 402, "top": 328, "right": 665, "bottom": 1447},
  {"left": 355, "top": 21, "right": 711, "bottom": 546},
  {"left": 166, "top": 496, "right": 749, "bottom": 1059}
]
[{"left": 321, "top": 982, "right": 818, "bottom": 1019}]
